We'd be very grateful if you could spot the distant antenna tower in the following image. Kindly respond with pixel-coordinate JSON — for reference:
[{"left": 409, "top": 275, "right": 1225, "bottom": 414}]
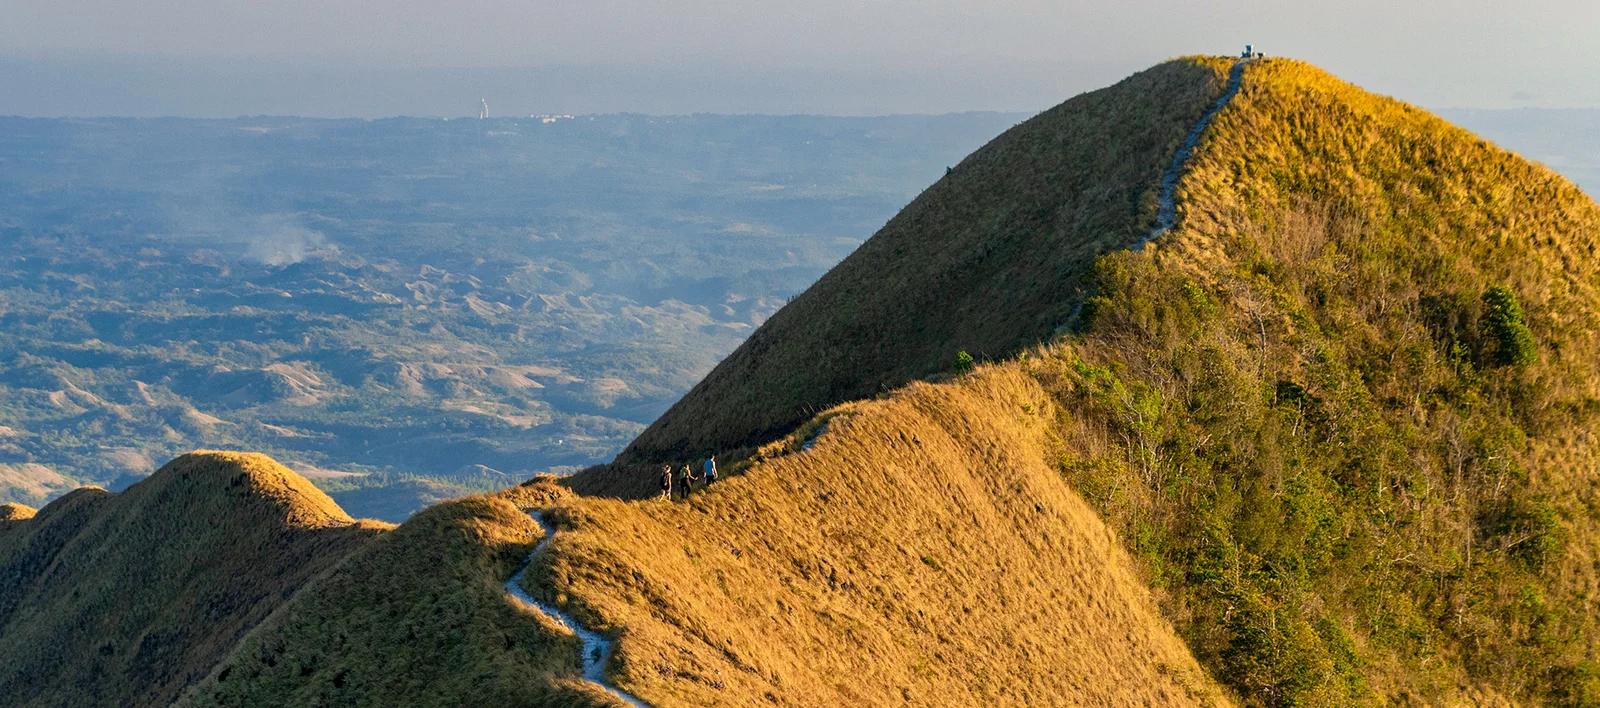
[{"left": 479, "top": 98, "right": 488, "bottom": 120}]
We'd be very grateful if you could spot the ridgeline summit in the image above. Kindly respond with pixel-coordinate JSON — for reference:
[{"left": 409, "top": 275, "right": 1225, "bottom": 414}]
[{"left": 5, "top": 56, "right": 1599, "bottom": 705}]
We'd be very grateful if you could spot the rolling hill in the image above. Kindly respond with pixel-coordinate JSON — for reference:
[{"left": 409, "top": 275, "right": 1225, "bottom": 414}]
[
  {"left": 0, "top": 452, "right": 383, "bottom": 706},
  {"left": 5, "top": 55, "right": 1600, "bottom": 705}
]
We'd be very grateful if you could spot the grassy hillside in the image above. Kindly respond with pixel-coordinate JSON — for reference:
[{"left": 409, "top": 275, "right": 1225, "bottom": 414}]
[
  {"left": 619, "top": 57, "right": 1236, "bottom": 463},
  {"left": 187, "top": 372, "right": 1227, "bottom": 706},
  {"left": 0, "top": 452, "right": 382, "bottom": 707},
  {"left": 186, "top": 486, "right": 624, "bottom": 706},
  {"left": 526, "top": 366, "right": 1225, "bottom": 705},
  {"left": 585, "top": 57, "right": 1600, "bottom": 702},
  {"left": 1063, "top": 57, "right": 1600, "bottom": 702}
]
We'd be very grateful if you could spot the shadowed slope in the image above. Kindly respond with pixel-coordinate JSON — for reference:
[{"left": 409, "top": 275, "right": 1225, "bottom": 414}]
[
  {"left": 187, "top": 488, "right": 624, "bottom": 706},
  {"left": 617, "top": 57, "right": 1235, "bottom": 464},
  {"left": 0, "top": 452, "right": 383, "bottom": 707}
]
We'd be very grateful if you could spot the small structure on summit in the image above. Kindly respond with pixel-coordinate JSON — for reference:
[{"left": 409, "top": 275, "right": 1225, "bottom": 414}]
[{"left": 1242, "top": 44, "right": 1265, "bottom": 59}]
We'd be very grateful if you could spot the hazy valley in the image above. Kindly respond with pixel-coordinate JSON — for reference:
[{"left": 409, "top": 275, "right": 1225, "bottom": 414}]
[{"left": 0, "top": 113, "right": 1021, "bottom": 519}]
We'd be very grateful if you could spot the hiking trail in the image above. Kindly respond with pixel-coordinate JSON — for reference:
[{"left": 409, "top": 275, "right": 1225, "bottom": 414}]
[
  {"left": 1137, "top": 57, "right": 1252, "bottom": 248},
  {"left": 505, "top": 511, "right": 649, "bottom": 707}
]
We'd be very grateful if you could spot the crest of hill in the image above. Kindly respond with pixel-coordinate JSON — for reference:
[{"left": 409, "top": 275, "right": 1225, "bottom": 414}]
[
  {"left": 585, "top": 57, "right": 1600, "bottom": 702},
  {"left": 0, "top": 452, "right": 383, "bottom": 707},
  {"left": 0, "top": 502, "right": 35, "bottom": 522},
  {"left": 188, "top": 368, "right": 1227, "bottom": 706},
  {"left": 617, "top": 57, "right": 1237, "bottom": 463}
]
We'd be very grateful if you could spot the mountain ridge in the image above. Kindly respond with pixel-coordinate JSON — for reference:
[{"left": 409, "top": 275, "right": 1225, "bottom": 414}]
[
  {"left": 5, "top": 55, "right": 1600, "bottom": 704},
  {"left": 615, "top": 57, "right": 1237, "bottom": 465}
]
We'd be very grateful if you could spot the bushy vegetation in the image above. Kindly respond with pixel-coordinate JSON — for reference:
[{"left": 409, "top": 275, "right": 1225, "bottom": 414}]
[
  {"left": 954, "top": 350, "right": 976, "bottom": 372},
  {"left": 1481, "top": 285, "right": 1537, "bottom": 366},
  {"left": 1022, "top": 58, "right": 1600, "bottom": 704}
]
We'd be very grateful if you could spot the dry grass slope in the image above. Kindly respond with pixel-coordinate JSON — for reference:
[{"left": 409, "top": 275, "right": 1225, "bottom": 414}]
[
  {"left": 531, "top": 366, "right": 1227, "bottom": 706},
  {"left": 189, "top": 370, "right": 1229, "bottom": 706},
  {"left": 618, "top": 57, "right": 1235, "bottom": 464},
  {"left": 580, "top": 57, "right": 1600, "bottom": 703},
  {"left": 0, "top": 452, "right": 382, "bottom": 707}
]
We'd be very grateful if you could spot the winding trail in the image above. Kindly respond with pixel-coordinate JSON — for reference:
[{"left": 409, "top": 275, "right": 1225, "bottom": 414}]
[
  {"left": 505, "top": 511, "right": 649, "bottom": 707},
  {"left": 1136, "top": 58, "right": 1252, "bottom": 249}
]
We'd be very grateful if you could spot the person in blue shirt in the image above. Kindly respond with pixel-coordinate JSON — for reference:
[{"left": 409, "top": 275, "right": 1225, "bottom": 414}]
[{"left": 703, "top": 456, "right": 718, "bottom": 486}]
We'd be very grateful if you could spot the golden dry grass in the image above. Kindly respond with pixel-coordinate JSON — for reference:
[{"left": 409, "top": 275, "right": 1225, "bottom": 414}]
[
  {"left": 0, "top": 452, "right": 382, "bottom": 707},
  {"left": 525, "top": 366, "right": 1227, "bottom": 705},
  {"left": 571, "top": 57, "right": 1600, "bottom": 703},
  {"left": 0, "top": 502, "right": 35, "bottom": 522},
  {"left": 191, "top": 391, "right": 1228, "bottom": 706}
]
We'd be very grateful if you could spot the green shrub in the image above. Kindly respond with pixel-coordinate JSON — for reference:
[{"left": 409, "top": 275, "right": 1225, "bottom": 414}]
[
  {"left": 954, "top": 350, "right": 976, "bottom": 373},
  {"left": 1481, "top": 286, "right": 1536, "bottom": 366}
]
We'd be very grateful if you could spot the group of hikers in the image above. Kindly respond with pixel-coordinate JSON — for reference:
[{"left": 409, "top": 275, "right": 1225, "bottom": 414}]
[{"left": 659, "top": 455, "right": 718, "bottom": 500}]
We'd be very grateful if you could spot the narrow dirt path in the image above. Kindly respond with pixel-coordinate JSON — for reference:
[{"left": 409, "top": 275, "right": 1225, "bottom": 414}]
[
  {"left": 1137, "top": 58, "right": 1252, "bottom": 249},
  {"left": 505, "top": 511, "right": 649, "bottom": 707}
]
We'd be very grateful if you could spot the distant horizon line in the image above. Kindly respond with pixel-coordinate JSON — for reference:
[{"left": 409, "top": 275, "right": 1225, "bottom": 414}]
[{"left": 4, "top": 106, "right": 1597, "bottom": 123}]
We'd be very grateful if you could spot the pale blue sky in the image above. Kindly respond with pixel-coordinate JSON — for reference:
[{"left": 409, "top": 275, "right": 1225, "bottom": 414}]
[{"left": 3, "top": 1, "right": 1597, "bottom": 116}]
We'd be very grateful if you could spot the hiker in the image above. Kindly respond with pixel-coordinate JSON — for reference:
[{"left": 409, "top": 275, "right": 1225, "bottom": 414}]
[
  {"left": 659, "top": 464, "right": 673, "bottom": 500},
  {"left": 703, "top": 455, "right": 718, "bottom": 486},
  {"left": 675, "top": 463, "right": 694, "bottom": 499},
  {"left": 1243, "top": 44, "right": 1253, "bottom": 58},
  {"left": 687, "top": 463, "right": 702, "bottom": 493}
]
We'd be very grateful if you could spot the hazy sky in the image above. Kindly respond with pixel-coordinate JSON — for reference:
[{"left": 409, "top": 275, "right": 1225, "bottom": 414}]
[{"left": 3, "top": 1, "right": 1597, "bottom": 116}]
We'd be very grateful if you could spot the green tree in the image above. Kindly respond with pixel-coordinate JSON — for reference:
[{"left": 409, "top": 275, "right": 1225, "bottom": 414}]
[{"left": 1482, "top": 286, "right": 1536, "bottom": 366}]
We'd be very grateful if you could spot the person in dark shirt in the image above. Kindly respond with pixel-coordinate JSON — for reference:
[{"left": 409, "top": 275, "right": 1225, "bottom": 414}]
[{"left": 675, "top": 464, "right": 693, "bottom": 499}]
